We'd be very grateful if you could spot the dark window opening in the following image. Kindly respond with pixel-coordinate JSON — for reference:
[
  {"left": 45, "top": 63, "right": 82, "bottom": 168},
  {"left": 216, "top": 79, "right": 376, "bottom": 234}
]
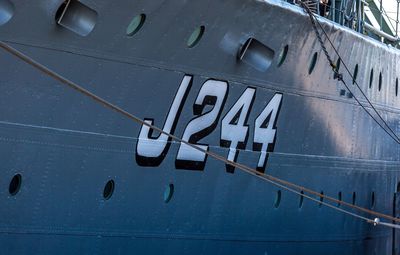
[
  {"left": 308, "top": 52, "right": 318, "bottom": 74},
  {"left": 369, "top": 69, "right": 374, "bottom": 88},
  {"left": 352, "top": 192, "right": 356, "bottom": 205},
  {"left": 277, "top": 45, "right": 289, "bottom": 67},
  {"left": 274, "top": 190, "right": 281, "bottom": 208},
  {"left": 299, "top": 190, "right": 304, "bottom": 208},
  {"left": 353, "top": 64, "right": 359, "bottom": 84},
  {"left": 371, "top": 191, "right": 375, "bottom": 209},
  {"left": 9, "top": 174, "right": 22, "bottom": 196},
  {"left": 103, "top": 180, "right": 115, "bottom": 200},
  {"left": 337, "top": 192, "right": 342, "bottom": 207}
]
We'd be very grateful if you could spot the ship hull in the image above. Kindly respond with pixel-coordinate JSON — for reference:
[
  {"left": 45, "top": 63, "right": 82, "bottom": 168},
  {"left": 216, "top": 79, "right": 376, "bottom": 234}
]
[{"left": 0, "top": 0, "right": 399, "bottom": 254}]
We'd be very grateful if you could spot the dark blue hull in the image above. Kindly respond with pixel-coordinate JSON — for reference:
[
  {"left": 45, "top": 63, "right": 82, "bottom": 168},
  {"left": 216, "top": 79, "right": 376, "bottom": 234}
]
[{"left": 0, "top": 0, "right": 399, "bottom": 254}]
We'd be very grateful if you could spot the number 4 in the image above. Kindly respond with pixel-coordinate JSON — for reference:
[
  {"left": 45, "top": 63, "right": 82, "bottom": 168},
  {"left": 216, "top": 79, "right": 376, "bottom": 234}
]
[
  {"left": 253, "top": 93, "right": 283, "bottom": 173},
  {"left": 220, "top": 88, "right": 256, "bottom": 173}
]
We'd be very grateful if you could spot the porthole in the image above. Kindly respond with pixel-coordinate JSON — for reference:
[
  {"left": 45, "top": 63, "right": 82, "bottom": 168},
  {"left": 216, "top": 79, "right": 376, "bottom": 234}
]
[
  {"left": 352, "top": 192, "right": 356, "bottom": 205},
  {"left": 371, "top": 191, "right": 375, "bottom": 208},
  {"left": 126, "top": 13, "right": 146, "bottom": 36},
  {"left": 0, "top": 0, "right": 14, "bottom": 26},
  {"left": 103, "top": 180, "right": 115, "bottom": 200},
  {"left": 378, "top": 72, "right": 382, "bottom": 91},
  {"left": 396, "top": 78, "right": 398, "bottom": 96},
  {"left": 337, "top": 192, "right": 342, "bottom": 207},
  {"left": 277, "top": 45, "right": 289, "bottom": 67},
  {"left": 308, "top": 52, "right": 318, "bottom": 74},
  {"left": 9, "top": 174, "right": 22, "bottom": 196},
  {"left": 274, "top": 190, "right": 281, "bottom": 208},
  {"left": 164, "top": 183, "right": 174, "bottom": 203},
  {"left": 187, "top": 25, "right": 205, "bottom": 48},
  {"left": 369, "top": 69, "right": 374, "bottom": 88},
  {"left": 299, "top": 190, "right": 304, "bottom": 208},
  {"left": 319, "top": 191, "right": 324, "bottom": 207},
  {"left": 353, "top": 64, "right": 359, "bottom": 84}
]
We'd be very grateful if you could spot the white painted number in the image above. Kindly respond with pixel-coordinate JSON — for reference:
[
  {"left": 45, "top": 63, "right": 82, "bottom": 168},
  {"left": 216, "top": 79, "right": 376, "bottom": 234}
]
[
  {"left": 220, "top": 88, "right": 256, "bottom": 172},
  {"left": 253, "top": 93, "right": 282, "bottom": 172},
  {"left": 136, "top": 74, "right": 283, "bottom": 173},
  {"left": 176, "top": 80, "right": 228, "bottom": 170}
]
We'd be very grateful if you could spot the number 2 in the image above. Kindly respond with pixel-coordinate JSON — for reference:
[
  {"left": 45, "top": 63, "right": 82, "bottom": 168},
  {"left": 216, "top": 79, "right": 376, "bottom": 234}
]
[{"left": 175, "top": 80, "right": 228, "bottom": 170}]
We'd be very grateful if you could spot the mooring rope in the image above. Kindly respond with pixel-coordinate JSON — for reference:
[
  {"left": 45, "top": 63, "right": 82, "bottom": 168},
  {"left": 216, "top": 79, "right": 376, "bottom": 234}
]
[{"left": 0, "top": 41, "right": 399, "bottom": 229}]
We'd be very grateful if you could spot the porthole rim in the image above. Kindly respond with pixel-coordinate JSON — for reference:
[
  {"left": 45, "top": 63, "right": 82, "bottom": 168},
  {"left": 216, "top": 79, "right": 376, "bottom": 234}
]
[
  {"left": 308, "top": 52, "right": 318, "bottom": 75},
  {"left": 103, "top": 179, "right": 115, "bottom": 200},
  {"left": 187, "top": 25, "right": 205, "bottom": 48},
  {"left": 277, "top": 44, "right": 289, "bottom": 67},
  {"left": 126, "top": 13, "right": 146, "bottom": 37}
]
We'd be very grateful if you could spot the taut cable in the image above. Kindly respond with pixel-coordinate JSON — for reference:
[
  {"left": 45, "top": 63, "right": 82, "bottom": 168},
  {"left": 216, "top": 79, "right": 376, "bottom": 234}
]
[{"left": 1, "top": 41, "right": 399, "bottom": 228}]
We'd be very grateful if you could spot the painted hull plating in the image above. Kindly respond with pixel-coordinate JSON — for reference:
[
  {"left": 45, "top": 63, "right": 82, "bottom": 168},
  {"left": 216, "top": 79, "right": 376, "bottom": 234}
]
[{"left": 0, "top": 0, "right": 399, "bottom": 254}]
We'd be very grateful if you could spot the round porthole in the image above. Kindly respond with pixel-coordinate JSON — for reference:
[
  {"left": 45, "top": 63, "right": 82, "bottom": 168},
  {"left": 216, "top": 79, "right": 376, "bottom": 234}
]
[
  {"left": 371, "top": 191, "right": 375, "bottom": 208},
  {"left": 369, "top": 69, "right": 374, "bottom": 88},
  {"left": 9, "top": 174, "right": 22, "bottom": 196},
  {"left": 308, "top": 52, "right": 318, "bottom": 74},
  {"left": 126, "top": 14, "right": 146, "bottom": 36},
  {"left": 103, "top": 180, "right": 115, "bottom": 200},
  {"left": 274, "top": 190, "right": 281, "bottom": 208},
  {"left": 337, "top": 192, "right": 342, "bottom": 207},
  {"left": 299, "top": 190, "right": 304, "bottom": 208},
  {"left": 187, "top": 25, "right": 205, "bottom": 48},
  {"left": 277, "top": 45, "right": 289, "bottom": 67},
  {"left": 164, "top": 183, "right": 174, "bottom": 203},
  {"left": 0, "top": 0, "right": 15, "bottom": 26},
  {"left": 353, "top": 64, "right": 359, "bottom": 84},
  {"left": 352, "top": 192, "right": 356, "bottom": 205}
]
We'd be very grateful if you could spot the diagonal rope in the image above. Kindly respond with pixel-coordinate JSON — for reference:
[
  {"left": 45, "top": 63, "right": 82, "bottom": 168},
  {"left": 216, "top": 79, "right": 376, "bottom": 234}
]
[
  {"left": 299, "top": 0, "right": 400, "bottom": 144},
  {"left": 0, "top": 41, "right": 399, "bottom": 229}
]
